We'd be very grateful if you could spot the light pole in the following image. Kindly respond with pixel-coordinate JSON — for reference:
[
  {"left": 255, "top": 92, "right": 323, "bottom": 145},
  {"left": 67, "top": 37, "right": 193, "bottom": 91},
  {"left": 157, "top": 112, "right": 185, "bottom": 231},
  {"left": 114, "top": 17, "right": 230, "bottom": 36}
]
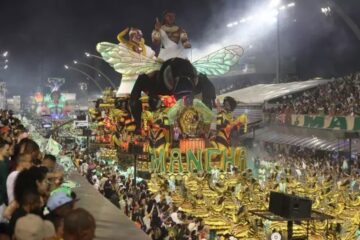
[
  {"left": 0, "top": 82, "right": 7, "bottom": 109},
  {"left": 225, "top": 1, "right": 295, "bottom": 84},
  {"left": 276, "top": 11, "right": 281, "bottom": 84},
  {"left": 272, "top": 1, "right": 296, "bottom": 84},
  {"left": 73, "top": 60, "right": 116, "bottom": 88},
  {"left": 270, "top": 0, "right": 282, "bottom": 84},
  {"left": 64, "top": 65, "right": 103, "bottom": 92}
]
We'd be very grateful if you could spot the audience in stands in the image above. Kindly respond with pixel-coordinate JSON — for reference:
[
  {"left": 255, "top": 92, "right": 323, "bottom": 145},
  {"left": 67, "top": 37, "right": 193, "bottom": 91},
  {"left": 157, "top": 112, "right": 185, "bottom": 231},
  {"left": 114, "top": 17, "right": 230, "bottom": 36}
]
[{"left": 265, "top": 73, "right": 360, "bottom": 116}]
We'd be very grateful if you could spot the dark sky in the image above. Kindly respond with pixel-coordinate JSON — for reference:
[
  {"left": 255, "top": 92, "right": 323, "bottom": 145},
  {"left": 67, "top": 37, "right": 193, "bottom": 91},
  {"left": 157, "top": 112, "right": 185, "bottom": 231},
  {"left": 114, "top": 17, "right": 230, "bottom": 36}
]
[{"left": 0, "top": 0, "right": 359, "bottom": 96}]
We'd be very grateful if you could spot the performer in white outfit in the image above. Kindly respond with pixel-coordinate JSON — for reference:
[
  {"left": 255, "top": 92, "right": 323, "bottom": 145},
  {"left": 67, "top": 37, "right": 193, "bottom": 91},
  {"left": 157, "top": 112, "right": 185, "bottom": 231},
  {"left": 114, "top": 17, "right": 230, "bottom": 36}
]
[
  {"left": 152, "top": 10, "right": 191, "bottom": 61},
  {"left": 115, "top": 27, "right": 156, "bottom": 96}
]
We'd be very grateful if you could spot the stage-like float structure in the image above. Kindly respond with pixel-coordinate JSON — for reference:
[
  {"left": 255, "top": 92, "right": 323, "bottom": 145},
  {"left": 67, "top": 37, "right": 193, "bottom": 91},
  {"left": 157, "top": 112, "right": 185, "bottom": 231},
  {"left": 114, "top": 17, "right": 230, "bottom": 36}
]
[{"left": 87, "top": 11, "right": 360, "bottom": 239}]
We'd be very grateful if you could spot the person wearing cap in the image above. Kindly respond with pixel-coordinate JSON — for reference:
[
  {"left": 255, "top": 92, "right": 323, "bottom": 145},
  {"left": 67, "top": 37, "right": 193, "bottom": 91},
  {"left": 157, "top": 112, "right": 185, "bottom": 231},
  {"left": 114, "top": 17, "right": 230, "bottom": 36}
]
[
  {"left": 152, "top": 10, "right": 191, "bottom": 61},
  {"left": 14, "top": 213, "right": 55, "bottom": 240},
  {"left": 44, "top": 191, "right": 77, "bottom": 238}
]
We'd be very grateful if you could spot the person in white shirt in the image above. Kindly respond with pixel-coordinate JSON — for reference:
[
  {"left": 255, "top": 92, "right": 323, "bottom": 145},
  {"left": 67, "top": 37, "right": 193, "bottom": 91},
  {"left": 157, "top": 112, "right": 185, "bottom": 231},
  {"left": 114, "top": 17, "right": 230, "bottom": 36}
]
[
  {"left": 99, "top": 174, "right": 109, "bottom": 194},
  {"left": 80, "top": 161, "right": 89, "bottom": 176},
  {"left": 6, "top": 153, "right": 33, "bottom": 204},
  {"left": 92, "top": 175, "right": 99, "bottom": 190},
  {"left": 170, "top": 207, "right": 184, "bottom": 224}
]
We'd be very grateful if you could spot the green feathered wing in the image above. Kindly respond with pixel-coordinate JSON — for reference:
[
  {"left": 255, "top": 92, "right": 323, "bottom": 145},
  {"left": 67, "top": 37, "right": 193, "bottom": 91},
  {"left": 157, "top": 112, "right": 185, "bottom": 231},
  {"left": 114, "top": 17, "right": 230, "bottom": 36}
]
[
  {"left": 96, "top": 42, "right": 162, "bottom": 80},
  {"left": 192, "top": 45, "right": 244, "bottom": 76}
]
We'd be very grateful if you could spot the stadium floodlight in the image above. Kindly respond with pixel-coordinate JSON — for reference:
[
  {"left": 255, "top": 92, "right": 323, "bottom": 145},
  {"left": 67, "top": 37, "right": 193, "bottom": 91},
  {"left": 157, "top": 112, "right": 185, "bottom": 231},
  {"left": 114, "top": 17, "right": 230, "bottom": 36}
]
[
  {"left": 287, "top": 2, "right": 295, "bottom": 7},
  {"left": 321, "top": 7, "right": 331, "bottom": 16},
  {"left": 269, "top": 0, "right": 281, "bottom": 8}
]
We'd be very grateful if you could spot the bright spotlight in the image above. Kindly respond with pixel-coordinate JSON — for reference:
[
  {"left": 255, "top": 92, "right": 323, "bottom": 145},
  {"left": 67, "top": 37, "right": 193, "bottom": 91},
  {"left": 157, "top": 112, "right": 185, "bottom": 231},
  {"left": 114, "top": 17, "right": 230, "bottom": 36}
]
[
  {"left": 287, "top": 2, "right": 295, "bottom": 7},
  {"left": 64, "top": 65, "right": 69, "bottom": 69},
  {"left": 85, "top": 52, "right": 90, "bottom": 57},
  {"left": 247, "top": 16, "right": 254, "bottom": 21},
  {"left": 2, "top": 51, "right": 8, "bottom": 57},
  {"left": 269, "top": 0, "right": 281, "bottom": 8},
  {"left": 279, "top": 5, "right": 286, "bottom": 10},
  {"left": 321, "top": 7, "right": 331, "bottom": 15},
  {"left": 271, "top": 9, "right": 279, "bottom": 16},
  {"left": 4, "top": 65, "right": 8, "bottom": 70},
  {"left": 5, "top": 59, "right": 8, "bottom": 63},
  {"left": 73, "top": 60, "right": 78, "bottom": 64},
  {"left": 227, "top": 23, "right": 233, "bottom": 28}
]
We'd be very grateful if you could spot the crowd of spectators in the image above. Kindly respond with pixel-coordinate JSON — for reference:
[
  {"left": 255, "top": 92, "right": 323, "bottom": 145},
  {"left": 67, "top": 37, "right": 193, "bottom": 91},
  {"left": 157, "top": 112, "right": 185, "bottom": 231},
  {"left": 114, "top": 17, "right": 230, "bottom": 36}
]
[
  {"left": 0, "top": 109, "right": 96, "bottom": 240},
  {"left": 78, "top": 157, "right": 221, "bottom": 240},
  {"left": 254, "top": 141, "right": 360, "bottom": 189},
  {"left": 2, "top": 105, "right": 357, "bottom": 239},
  {"left": 77, "top": 140, "right": 360, "bottom": 239},
  {"left": 265, "top": 72, "right": 360, "bottom": 116}
]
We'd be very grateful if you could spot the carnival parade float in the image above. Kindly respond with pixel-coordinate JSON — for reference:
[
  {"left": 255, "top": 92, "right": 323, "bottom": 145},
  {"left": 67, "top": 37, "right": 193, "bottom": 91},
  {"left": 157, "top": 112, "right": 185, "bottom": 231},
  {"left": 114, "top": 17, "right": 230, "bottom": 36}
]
[
  {"left": 32, "top": 78, "right": 72, "bottom": 119},
  {"left": 87, "top": 11, "right": 360, "bottom": 240}
]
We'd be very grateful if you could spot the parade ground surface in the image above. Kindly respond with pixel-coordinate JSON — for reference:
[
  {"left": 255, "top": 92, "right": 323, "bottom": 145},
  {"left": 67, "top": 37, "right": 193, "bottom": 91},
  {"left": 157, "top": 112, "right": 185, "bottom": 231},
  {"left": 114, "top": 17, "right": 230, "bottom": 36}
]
[{"left": 70, "top": 172, "right": 148, "bottom": 240}]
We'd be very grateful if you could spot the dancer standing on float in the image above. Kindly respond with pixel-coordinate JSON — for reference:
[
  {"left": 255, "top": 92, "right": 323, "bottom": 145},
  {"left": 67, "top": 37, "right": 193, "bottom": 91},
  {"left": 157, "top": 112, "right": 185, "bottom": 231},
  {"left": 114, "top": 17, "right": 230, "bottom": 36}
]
[
  {"left": 213, "top": 97, "right": 238, "bottom": 148},
  {"left": 211, "top": 96, "right": 248, "bottom": 170},
  {"left": 117, "top": 27, "right": 153, "bottom": 56},
  {"left": 97, "top": 27, "right": 156, "bottom": 96},
  {"left": 97, "top": 13, "right": 244, "bottom": 131},
  {"left": 152, "top": 10, "right": 191, "bottom": 60},
  {"left": 117, "top": 27, "right": 156, "bottom": 95}
]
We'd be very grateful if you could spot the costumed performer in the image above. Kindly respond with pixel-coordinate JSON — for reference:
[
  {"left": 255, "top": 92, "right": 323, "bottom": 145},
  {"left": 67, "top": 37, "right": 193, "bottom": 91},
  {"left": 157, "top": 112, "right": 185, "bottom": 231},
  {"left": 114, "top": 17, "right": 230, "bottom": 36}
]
[
  {"left": 211, "top": 96, "right": 247, "bottom": 170},
  {"left": 116, "top": 27, "right": 156, "bottom": 96},
  {"left": 152, "top": 10, "right": 191, "bottom": 61}
]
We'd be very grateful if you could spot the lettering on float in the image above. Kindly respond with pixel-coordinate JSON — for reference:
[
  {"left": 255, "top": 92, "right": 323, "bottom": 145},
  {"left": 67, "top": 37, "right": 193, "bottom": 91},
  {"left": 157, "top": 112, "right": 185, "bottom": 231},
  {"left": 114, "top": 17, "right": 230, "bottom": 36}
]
[
  {"left": 150, "top": 149, "right": 166, "bottom": 173},
  {"left": 150, "top": 147, "right": 245, "bottom": 173}
]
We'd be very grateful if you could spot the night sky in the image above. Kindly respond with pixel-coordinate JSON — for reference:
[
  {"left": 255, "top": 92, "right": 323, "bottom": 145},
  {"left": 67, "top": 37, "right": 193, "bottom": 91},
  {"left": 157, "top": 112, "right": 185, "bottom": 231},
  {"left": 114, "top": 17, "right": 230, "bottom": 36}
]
[{"left": 0, "top": 0, "right": 359, "bottom": 96}]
